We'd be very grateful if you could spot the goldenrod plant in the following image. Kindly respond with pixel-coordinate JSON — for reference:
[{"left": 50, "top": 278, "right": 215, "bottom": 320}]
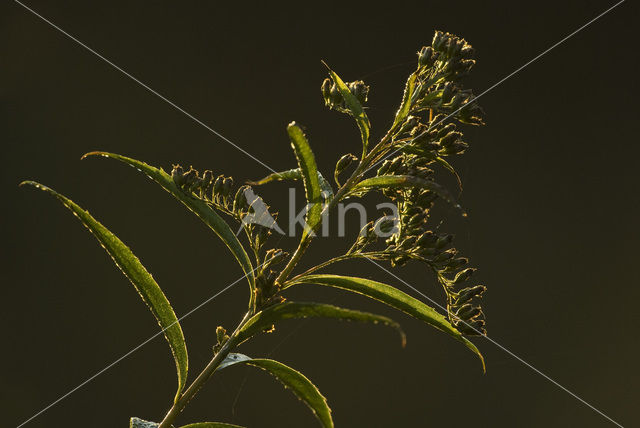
[{"left": 23, "top": 30, "right": 487, "bottom": 428}]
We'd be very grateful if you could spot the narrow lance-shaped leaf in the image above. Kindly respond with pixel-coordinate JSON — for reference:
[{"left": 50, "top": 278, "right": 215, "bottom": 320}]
[
  {"left": 286, "top": 274, "right": 484, "bottom": 371},
  {"left": 236, "top": 301, "right": 405, "bottom": 346},
  {"left": 323, "top": 62, "right": 371, "bottom": 157},
  {"left": 22, "top": 181, "right": 189, "bottom": 401},
  {"left": 82, "top": 152, "right": 256, "bottom": 306},
  {"left": 287, "top": 123, "right": 323, "bottom": 238},
  {"left": 348, "top": 174, "right": 464, "bottom": 213},
  {"left": 249, "top": 168, "right": 334, "bottom": 202},
  {"left": 391, "top": 72, "right": 417, "bottom": 130},
  {"left": 220, "top": 354, "right": 333, "bottom": 428}
]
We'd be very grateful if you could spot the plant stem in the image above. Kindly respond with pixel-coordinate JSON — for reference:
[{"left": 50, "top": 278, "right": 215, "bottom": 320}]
[
  {"left": 157, "top": 311, "right": 251, "bottom": 428},
  {"left": 160, "top": 107, "right": 405, "bottom": 427}
]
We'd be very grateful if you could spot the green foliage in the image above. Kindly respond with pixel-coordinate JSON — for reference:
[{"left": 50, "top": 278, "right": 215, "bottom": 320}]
[
  {"left": 236, "top": 301, "right": 405, "bottom": 346},
  {"left": 21, "top": 181, "right": 189, "bottom": 403},
  {"left": 285, "top": 274, "right": 483, "bottom": 370},
  {"left": 321, "top": 63, "right": 371, "bottom": 157},
  {"left": 82, "top": 152, "right": 258, "bottom": 309},
  {"left": 24, "top": 30, "right": 488, "bottom": 427},
  {"left": 287, "top": 122, "right": 324, "bottom": 238},
  {"left": 221, "top": 354, "right": 333, "bottom": 428}
]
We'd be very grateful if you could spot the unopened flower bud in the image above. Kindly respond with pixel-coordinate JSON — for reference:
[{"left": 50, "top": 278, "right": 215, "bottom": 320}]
[
  {"left": 348, "top": 80, "right": 369, "bottom": 105},
  {"left": 216, "top": 326, "right": 227, "bottom": 343},
  {"left": 171, "top": 165, "right": 185, "bottom": 186},
  {"left": 453, "top": 268, "right": 476, "bottom": 284},
  {"left": 336, "top": 153, "right": 356, "bottom": 175},
  {"left": 441, "top": 140, "right": 469, "bottom": 155},
  {"left": 376, "top": 218, "right": 397, "bottom": 234},
  {"left": 222, "top": 177, "right": 233, "bottom": 197},
  {"left": 456, "top": 285, "right": 486, "bottom": 305},
  {"left": 440, "top": 131, "right": 463, "bottom": 147},
  {"left": 435, "top": 234, "right": 454, "bottom": 249},
  {"left": 182, "top": 167, "right": 199, "bottom": 189},
  {"left": 460, "top": 45, "right": 474, "bottom": 59},
  {"left": 456, "top": 304, "right": 481, "bottom": 320},
  {"left": 441, "top": 82, "right": 454, "bottom": 103},
  {"left": 408, "top": 211, "right": 426, "bottom": 226},
  {"left": 398, "top": 116, "right": 420, "bottom": 134},
  {"left": 213, "top": 176, "right": 224, "bottom": 196},
  {"left": 418, "top": 46, "right": 434, "bottom": 67},
  {"left": 445, "top": 257, "right": 468, "bottom": 271},
  {"left": 330, "top": 84, "right": 342, "bottom": 105},
  {"left": 416, "top": 231, "right": 437, "bottom": 246},
  {"left": 432, "top": 30, "right": 446, "bottom": 51},
  {"left": 434, "top": 248, "right": 456, "bottom": 262},
  {"left": 233, "top": 186, "right": 249, "bottom": 212}
]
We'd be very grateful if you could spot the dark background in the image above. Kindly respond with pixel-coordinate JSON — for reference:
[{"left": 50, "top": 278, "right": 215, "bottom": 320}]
[{"left": 2, "top": 1, "right": 638, "bottom": 427}]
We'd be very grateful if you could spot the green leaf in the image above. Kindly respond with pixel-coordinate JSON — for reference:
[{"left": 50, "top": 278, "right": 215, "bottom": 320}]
[
  {"left": 249, "top": 168, "right": 334, "bottom": 202},
  {"left": 323, "top": 63, "right": 371, "bottom": 157},
  {"left": 221, "top": 355, "right": 333, "bottom": 428},
  {"left": 348, "top": 175, "right": 464, "bottom": 213},
  {"left": 236, "top": 301, "right": 405, "bottom": 346},
  {"left": 178, "top": 423, "right": 245, "bottom": 428},
  {"left": 286, "top": 123, "right": 323, "bottom": 238},
  {"left": 391, "top": 72, "right": 417, "bottom": 129},
  {"left": 22, "top": 181, "right": 189, "bottom": 401},
  {"left": 286, "top": 274, "right": 484, "bottom": 371},
  {"left": 82, "top": 152, "right": 256, "bottom": 306}
]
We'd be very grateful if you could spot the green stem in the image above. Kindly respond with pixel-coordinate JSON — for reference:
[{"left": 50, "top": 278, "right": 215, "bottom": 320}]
[{"left": 158, "top": 311, "right": 251, "bottom": 428}]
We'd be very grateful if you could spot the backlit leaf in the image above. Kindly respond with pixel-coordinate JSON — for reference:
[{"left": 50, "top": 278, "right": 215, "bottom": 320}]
[
  {"left": 286, "top": 274, "right": 484, "bottom": 371},
  {"left": 82, "top": 152, "right": 256, "bottom": 306},
  {"left": 23, "top": 181, "right": 189, "bottom": 401},
  {"left": 287, "top": 123, "right": 323, "bottom": 238},
  {"left": 237, "top": 301, "right": 405, "bottom": 346},
  {"left": 221, "top": 355, "right": 333, "bottom": 428}
]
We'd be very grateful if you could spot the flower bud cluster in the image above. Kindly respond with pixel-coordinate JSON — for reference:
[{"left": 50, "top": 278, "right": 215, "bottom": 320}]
[
  {"left": 406, "top": 31, "right": 484, "bottom": 129},
  {"left": 255, "top": 249, "right": 289, "bottom": 310},
  {"left": 372, "top": 148, "right": 486, "bottom": 335},
  {"left": 172, "top": 164, "right": 276, "bottom": 253},
  {"left": 321, "top": 78, "right": 369, "bottom": 112},
  {"left": 444, "top": 269, "right": 487, "bottom": 336}
]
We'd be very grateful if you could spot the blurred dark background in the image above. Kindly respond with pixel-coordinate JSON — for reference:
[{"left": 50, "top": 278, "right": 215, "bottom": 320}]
[{"left": 2, "top": 1, "right": 638, "bottom": 427}]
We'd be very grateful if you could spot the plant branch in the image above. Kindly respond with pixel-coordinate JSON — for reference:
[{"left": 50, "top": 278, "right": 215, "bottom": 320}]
[{"left": 158, "top": 311, "right": 252, "bottom": 428}]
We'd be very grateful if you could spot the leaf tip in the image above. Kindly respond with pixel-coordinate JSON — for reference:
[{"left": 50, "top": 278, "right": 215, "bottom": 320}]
[
  {"left": 81, "top": 151, "right": 107, "bottom": 160},
  {"left": 20, "top": 180, "right": 50, "bottom": 193}
]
